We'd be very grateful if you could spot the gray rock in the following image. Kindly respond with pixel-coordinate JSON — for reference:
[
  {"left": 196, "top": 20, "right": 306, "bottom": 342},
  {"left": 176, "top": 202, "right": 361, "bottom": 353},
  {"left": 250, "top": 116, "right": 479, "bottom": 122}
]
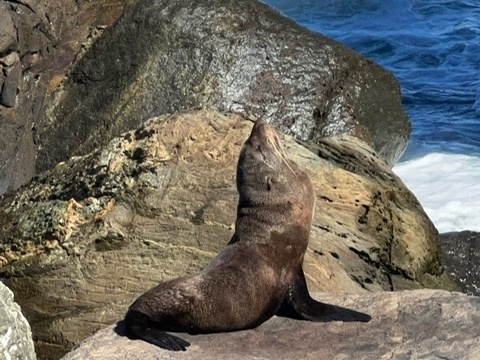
[
  {"left": 440, "top": 231, "right": 480, "bottom": 296},
  {"left": 0, "top": 0, "right": 410, "bottom": 196},
  {"left": 61, "top": 290, "right": 480, "bottom": 360},
  {"left": 0, "top": 0, "right": 136, "bottom": 195},
  {"left": 0, "top": 3, "right": 18, "bottom": 108},
  {"left": 0, "top": 281, "right": 36, "bottom": 360},
  {"left": 0, "top": 111, "right": 456, "bottom": 359},
  {"left": 0, "top": 53, "right": 21, "bottom": 107},
  {"left": 36, "top": 0, "right": 410, "bottom": 176},
  {"left": 0, "top": 52, "right": 19, "bottom": 67},
  {"left": 0, "top": 3, "right": 16, "bottom": 53}
]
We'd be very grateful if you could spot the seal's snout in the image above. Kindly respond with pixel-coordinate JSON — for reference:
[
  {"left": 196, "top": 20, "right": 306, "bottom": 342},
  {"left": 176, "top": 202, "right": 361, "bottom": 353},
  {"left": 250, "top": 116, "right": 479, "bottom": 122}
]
[
  {"left": 247, "top": 120, "right": 287, "bottom": 167},
  {"left": 251, "top": 119, "right": 268, "bottom": 135},
  {"left": 250, "top": 120, "right": 278, "bottom": 143}
]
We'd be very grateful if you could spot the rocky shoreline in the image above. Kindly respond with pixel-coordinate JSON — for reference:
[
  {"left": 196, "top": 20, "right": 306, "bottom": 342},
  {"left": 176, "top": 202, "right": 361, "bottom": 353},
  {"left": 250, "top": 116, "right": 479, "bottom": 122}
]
[{"left": 0, "top": 111, "right": 467, "bottom": 359}]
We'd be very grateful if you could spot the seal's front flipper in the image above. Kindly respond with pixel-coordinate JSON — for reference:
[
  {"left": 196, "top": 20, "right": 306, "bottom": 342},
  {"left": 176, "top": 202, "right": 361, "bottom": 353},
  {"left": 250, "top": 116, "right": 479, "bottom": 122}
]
[
  {"left": 125, "top": 310, "right": 190, "bottom": 351},
  {"left": 280, "top": 268, "right": 371, "bottom": 323}
]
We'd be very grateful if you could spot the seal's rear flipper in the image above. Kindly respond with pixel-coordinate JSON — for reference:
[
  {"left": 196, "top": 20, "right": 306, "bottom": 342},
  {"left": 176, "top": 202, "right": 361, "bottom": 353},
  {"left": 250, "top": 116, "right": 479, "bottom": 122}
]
[
  {"left": 279, "top": 268, "right": 371, "bottom": 323},
  {"left": 125, "top": 310, "right": 190, "bottom": 351}
]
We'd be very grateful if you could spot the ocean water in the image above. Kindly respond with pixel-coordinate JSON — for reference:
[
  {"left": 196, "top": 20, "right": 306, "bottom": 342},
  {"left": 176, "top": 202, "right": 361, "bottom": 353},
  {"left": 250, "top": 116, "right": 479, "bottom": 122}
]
[
  {"left": 394, "top": 153, "right": 480, "bottom": 232},
  {"left": 264, "top": 0, "right": 480, "bottom": 232}
]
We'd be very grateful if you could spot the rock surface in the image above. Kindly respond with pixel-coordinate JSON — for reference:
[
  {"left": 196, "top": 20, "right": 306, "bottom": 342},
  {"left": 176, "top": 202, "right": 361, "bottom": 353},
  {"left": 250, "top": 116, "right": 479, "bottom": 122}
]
[
  {"left": 0, "top": 281, "right": 36, "bottom": 360},
  {"left": 37, "top": 0, "right": 410, "bottom": 174},
  {"left": 440, "top": 231, "right": 480, "bottom": 296},
  {"left": 0, "top": 111, "right": 456, "bottom": 358},
  {"left": 0, "top": 0, "right": 138, "bottom": 195},
  {"left": 60, "top": 290, "right": 480, "bottom": 360}
]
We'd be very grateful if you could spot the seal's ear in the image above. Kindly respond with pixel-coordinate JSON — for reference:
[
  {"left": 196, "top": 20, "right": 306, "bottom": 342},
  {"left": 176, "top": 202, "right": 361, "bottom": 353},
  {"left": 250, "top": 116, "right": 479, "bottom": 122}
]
[{"left": 266, "top": 176, "right": 278, "bottom": 191}]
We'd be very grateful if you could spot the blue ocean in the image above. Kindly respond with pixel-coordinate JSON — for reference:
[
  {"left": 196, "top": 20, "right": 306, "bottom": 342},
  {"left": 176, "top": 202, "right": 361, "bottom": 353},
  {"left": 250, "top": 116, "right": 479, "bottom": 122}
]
[{"left": 265, "top": 0, "right": 480, "bottom": 232}]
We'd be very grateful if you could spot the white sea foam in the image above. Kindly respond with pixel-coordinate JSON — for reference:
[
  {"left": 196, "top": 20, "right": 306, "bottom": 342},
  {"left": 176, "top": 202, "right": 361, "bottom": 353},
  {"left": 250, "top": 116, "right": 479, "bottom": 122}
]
[{"left": 393, "top": 153, "right": 480, "bottom": 233}]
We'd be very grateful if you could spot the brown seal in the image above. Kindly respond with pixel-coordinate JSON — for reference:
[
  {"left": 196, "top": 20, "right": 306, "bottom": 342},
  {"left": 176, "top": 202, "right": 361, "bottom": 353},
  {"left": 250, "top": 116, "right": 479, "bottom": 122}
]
[{"left": 125, "top": 120, "right": 371, "bottom": 351}]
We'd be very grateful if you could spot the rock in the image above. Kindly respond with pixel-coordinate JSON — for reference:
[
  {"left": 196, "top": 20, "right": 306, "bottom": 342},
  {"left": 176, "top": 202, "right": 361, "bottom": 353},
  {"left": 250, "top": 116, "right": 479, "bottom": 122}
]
[
  {"left": 0, "top": 111, "right": 457, "bottom": 358},
  {"left": 60, "top": 290, "right": 480, "bottom": 360},
  {"left": 36, "top": 0, "right": 410, "bottom": 176},
  {"left": 0, "top": 3, "right": 16, "bottom": 53},
  {"left": 0, "top": 281, "right": 36, "bottom": 360},
  {"left": 0, "top": 0, "right": 410, "bottom": 196},
  {"left": 0, "top": 52, "right": 21, "bottom": 107},
  {"left": 0, "top": 3, "right": 19, "bottom": 107},
  {"left": 440, "top": 231, "right": 480, "bottom": 296},
  {"left": 0, "top": 0, "right": 138, "bottom": 195},
  {"left": 0, "top": 52, "right": 19, "bottom": 67}
]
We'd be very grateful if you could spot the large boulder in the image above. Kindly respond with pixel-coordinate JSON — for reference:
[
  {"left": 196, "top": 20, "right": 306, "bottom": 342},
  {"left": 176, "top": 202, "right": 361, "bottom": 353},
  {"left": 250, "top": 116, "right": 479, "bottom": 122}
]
[
  {"left": 0, "top": 0, "right": 138, "bottom": 195},
  {"left": 60, "top": 290, "right": 480, "bottom": 360},
  {"left": 0, "top": 111, "right": 455, "bottom": 358},
  {"left": 0, "top": 281, "right": 36, "bottom": 360},
  {"left": 32, "top": 0, "right": 410, "bottom": 181}
]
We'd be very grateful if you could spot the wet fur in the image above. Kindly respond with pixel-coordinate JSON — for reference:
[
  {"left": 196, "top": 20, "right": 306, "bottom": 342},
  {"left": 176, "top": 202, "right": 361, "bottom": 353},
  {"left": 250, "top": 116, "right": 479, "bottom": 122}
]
[{"left": 125, "top": 120, "right": 371, "bottom": 351}]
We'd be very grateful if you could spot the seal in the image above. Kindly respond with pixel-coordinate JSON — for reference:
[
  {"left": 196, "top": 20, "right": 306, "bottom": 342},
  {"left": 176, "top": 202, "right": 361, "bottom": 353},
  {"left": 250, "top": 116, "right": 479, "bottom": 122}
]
[{"left": 125, "top": 120, "right": 371, "bottom": 351}]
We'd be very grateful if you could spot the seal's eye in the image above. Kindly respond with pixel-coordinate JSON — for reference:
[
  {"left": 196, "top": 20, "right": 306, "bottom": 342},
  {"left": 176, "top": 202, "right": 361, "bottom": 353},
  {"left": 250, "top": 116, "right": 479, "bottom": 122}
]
[{"left": 257, "top": 145, "right": 265, "bottom": 158}]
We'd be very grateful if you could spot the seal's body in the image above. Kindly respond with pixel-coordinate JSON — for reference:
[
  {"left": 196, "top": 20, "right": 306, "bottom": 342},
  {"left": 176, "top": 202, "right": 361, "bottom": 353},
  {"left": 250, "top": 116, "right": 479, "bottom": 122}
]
[{"left": 125, "top": 120, "right": 371, "bottom": 351}]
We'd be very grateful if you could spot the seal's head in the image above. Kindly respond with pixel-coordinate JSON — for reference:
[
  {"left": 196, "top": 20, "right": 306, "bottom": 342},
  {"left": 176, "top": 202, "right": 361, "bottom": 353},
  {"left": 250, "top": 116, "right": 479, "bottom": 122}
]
[{"left": 236, "top": 120, "right": 315, "bottom": 235}]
